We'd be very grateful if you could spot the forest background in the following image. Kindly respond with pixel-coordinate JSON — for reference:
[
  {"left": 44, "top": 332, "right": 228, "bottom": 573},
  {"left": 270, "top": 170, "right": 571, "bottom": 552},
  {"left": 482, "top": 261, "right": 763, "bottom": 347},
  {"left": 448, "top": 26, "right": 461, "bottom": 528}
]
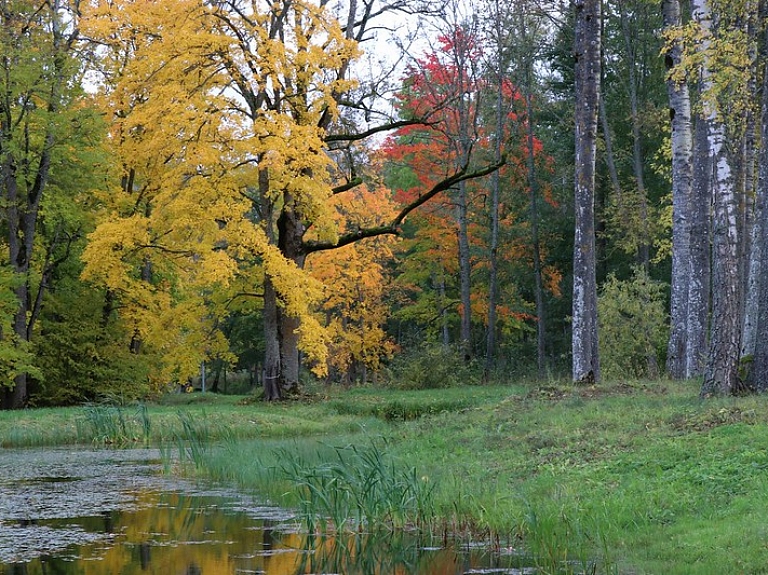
[{"left": 0, "top": 0, "right": 763, "bottom": 409}]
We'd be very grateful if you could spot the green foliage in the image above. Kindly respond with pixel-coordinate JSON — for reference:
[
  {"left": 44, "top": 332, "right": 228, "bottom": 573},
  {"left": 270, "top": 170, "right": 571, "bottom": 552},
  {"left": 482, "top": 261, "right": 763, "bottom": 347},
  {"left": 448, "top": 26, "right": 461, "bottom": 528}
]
[
  {"left": 0, "top": 268, "right": 40, "bottom": 386},
  {"left": 598, "top": 268, "right": 668, "bottom": 380},
  {"left": 33, "top": 274, "right": 153, "bottom": 406},
  {"left": 385, "top": 343, "right": 479, "bottom": 389}
]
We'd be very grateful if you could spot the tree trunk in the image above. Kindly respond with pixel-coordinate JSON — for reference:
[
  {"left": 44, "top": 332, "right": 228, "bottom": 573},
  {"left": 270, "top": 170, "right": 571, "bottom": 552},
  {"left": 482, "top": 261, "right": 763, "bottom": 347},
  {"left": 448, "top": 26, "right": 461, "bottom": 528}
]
[
  {"left": 739, "top": 11, "right": 760, "bottom": 362},
  {"left": 747, "top": 1, "right": 768, "bottom": 391},
  {"left": 262, "top": 279, "right": 283, "bottom": 401},
  {"left": 572, "top": 0, "right": 602, "bottom": 383},
  {"left": 697, "top": 0, "right": 742, "bottom": 396},
  {"left": 456, "top": 179, "right": 472, "bottom": 363},
  {"left": 277, "top": 192, "right": 307, "bottom": 394},
  {"left": 686, "top": 114, "right": 712, "bottom": 378},
  {"left": 662, "top": 0, "right": 694, "bottom": 379},
  {"left": 484, "top": 78, "right": 503, "bottom": 381}
]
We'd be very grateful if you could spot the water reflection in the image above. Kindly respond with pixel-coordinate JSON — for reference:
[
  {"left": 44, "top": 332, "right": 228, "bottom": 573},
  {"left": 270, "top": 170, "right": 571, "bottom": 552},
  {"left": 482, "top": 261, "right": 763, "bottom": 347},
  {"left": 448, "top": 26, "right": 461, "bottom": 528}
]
[{"left": 0, "top": 449, "right": 531, "bottom": 575}]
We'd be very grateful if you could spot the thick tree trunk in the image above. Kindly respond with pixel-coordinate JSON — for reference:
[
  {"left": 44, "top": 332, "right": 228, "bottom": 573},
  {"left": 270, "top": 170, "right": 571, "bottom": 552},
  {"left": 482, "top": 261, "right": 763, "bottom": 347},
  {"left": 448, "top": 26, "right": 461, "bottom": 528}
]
[
  {"left": 697, "top": 0, "right": 742, "bottom": 396},
  {"left": 278, "top": 310, "right": 302, "bottom": 394},
  {"left": 685, "top": 114, "right": 712, "bottom": 378},
  {"left": 572, "top": 0, "right": 601, "bottom": 383},
  {"left": 262, "top": 279, "right": 283, "bottom": 401},
  {"left": 260, "top": 191, "right": 308, "bottom": 399},
  {"left": 662, "top": 0, "right": 694, "bottom": 379},
  {"left": 747, "top": 5, "right": 768, "bottom": 391},
  {"left": 277, "top": 195, "right": 307, "bottom": 394}
]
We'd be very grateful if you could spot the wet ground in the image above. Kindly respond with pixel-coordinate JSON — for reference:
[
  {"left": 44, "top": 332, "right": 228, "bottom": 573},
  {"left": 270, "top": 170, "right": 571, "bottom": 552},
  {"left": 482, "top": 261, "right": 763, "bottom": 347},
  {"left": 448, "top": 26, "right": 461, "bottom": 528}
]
[{"left": 0, "top": 447, "right": 535, "bottom": 574}]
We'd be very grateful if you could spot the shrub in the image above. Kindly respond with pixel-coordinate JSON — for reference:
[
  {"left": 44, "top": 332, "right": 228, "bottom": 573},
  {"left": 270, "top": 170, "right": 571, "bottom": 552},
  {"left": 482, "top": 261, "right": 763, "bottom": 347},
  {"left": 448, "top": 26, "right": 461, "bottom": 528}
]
[
  {"left": 598, "top": 268, "right": 668, "bottom": 380},
  {"left": 385, "top": 343, "right": 479, "bottom": 389}
]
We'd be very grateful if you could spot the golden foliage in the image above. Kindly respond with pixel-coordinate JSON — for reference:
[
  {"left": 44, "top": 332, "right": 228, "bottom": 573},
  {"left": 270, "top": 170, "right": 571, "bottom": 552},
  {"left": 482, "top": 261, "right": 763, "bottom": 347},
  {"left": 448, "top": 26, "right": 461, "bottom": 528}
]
[{"left": 80, "top": 0, "right": 361, "bottom": 380}]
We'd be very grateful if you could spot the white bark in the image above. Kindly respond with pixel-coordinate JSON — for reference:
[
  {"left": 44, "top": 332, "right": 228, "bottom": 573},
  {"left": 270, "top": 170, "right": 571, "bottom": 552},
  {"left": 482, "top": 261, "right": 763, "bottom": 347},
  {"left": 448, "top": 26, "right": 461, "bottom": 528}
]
[
  {"left": 663, "top": 0, "right": 694, "bottom": 379},
  {"left": 696, "top": 0, "right": 742, "bottom": 395}
]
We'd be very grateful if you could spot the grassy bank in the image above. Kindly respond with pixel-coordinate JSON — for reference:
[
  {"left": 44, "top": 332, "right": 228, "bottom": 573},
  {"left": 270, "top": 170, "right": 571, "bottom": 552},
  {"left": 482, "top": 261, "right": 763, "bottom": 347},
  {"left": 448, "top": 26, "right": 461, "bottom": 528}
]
[{"left": 2, "top": 380, "right": 768, "bottom": 573}]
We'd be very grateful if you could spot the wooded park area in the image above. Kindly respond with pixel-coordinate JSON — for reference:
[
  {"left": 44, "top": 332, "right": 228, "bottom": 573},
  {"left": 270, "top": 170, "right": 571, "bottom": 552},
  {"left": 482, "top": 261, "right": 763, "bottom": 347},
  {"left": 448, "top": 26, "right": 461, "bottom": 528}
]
[{"left": 1, "top": 0, "right": 765, "bottom": 409}]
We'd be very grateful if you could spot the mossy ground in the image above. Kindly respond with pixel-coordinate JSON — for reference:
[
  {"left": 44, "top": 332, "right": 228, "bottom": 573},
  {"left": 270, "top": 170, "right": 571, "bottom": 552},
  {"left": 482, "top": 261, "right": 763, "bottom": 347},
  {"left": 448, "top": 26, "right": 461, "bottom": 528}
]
[{"left": 2, "top": 380, "right": 768, "bottom": 573}]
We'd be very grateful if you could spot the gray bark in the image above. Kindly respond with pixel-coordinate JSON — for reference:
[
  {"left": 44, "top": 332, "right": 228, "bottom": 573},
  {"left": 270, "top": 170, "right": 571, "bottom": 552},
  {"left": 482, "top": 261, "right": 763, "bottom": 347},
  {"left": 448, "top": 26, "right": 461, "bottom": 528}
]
[
  {"left": 662, "top": 0, "right": 694, "bottom": 379},
  {"left": 685, "top": 114, "right": 711, "bottom": 378},
  {"left": 748, "top": 0, "right": 768, "bottom": 391},
  {"left": 572, "top": 0, "right": 601, "bottom": 383},
  {"left": 739, "top": 8, "right": 760, "bottom": 361},
  {"left": 698, "top": 0, "right": 742, "bottom": 396},
  {"left": 262, "top": 280, "right": 283, "bottom": 401},
  {"left": 276, "top": 191, "right": 306, "bottom": 396}
]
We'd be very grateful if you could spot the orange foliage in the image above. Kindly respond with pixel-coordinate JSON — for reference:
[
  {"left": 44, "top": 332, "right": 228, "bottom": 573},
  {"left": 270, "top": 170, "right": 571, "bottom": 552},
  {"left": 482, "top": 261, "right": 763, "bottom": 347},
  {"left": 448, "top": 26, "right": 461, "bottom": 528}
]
[{"left": 307, "top": 185, "right": 400, "bottom": 381}]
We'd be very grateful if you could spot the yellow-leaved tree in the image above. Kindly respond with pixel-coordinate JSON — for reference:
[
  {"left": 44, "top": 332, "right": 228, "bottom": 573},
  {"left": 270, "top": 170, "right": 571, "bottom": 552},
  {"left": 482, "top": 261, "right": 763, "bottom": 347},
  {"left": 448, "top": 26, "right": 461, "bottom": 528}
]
[
  {"left": 81, "top": 0, "right": 503, "bottom": 399},
  {"left": 81, "top": 0, "right": 358, "bottom": 394}
]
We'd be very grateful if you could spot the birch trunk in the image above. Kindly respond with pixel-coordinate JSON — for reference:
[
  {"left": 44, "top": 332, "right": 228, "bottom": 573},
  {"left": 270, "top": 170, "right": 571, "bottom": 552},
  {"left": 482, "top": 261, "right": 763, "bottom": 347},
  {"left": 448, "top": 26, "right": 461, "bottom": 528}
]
[
  {"left": 662, "top": 0, "right": 694, "bottom": 379},
  {"left": 697, "top": 0, "right": 742, "bottom": 396},
  {"left": 572, "top": 0, "right": 601, "bottom": 383}
]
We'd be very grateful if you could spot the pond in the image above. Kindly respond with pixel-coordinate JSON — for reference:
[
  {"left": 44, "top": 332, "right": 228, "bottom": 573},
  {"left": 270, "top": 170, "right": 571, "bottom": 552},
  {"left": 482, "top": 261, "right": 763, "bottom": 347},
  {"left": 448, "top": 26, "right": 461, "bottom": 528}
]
[{"left": 0, "top": 447, "right": 535, "bottom": 574}]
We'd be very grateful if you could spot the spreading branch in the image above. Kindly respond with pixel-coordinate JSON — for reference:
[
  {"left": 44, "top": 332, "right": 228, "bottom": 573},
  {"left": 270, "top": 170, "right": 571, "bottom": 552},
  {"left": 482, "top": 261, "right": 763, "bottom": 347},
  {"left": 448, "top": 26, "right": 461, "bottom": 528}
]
[
  {"left": 303, "top": 156, "right": 505, "bottom": 254},
  {"left": 324, "top": 118, "right": 432, "bottom": 143}
]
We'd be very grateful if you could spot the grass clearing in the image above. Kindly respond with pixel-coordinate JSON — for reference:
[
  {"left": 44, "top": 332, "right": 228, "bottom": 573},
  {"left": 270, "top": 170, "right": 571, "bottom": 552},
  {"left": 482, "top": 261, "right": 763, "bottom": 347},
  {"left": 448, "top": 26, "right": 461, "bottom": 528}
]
[{"left": 3, "top": 380, "right": 768, "bottom": 572}]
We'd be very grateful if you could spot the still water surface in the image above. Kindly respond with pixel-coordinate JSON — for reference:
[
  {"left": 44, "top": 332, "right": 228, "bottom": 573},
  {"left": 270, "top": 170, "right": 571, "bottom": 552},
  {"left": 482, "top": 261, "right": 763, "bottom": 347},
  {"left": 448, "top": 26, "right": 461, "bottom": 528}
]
[{"left": 0, "top": 448, "right": 532, "bottom": 574}]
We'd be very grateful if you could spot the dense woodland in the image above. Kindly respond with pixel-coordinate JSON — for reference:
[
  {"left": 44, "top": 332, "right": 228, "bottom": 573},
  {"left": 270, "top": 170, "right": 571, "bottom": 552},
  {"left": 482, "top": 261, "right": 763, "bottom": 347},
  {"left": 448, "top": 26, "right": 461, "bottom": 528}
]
[{"left": 0, "top": 0, "right": 766, "bottom": 408}]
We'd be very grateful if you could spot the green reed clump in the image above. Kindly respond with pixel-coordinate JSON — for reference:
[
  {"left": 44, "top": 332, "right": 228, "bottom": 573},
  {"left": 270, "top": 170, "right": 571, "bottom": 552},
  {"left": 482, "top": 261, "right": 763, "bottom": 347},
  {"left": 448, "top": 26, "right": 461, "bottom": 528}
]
[
  {"left": 171, "top": 410, "right": 233, "bottom": 469},
  {"left": 78, "top": 404, "right": 129, "bottom": 444},
  {"left": 276, "top": 441, "right": 435, "bottom": 535},
  {"left": 77, "top": 402, "right": 153, "bottom": 445},
  {"left": 174, "top": 410, "right": 210, "bottom": 467}
]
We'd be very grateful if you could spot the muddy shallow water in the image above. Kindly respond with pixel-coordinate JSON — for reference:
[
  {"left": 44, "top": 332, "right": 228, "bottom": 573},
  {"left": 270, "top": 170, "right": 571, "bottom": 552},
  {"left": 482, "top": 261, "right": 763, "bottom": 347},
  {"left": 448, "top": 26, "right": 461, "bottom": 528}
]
[{"left": 0, "top": 447, "right": 534, "bottom": 574}]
